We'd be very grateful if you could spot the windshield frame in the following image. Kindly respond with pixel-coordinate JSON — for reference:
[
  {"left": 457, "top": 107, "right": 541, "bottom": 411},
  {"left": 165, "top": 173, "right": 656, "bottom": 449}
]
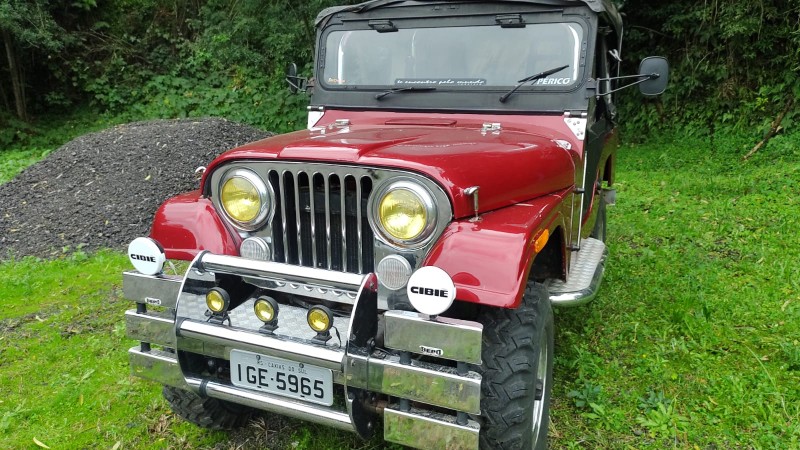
[
  {"left": 311, "top": 3, "right": 599, "bottom": 113},
  {"left": 319, "top": 21, "right": 586, "bottom": 93}
]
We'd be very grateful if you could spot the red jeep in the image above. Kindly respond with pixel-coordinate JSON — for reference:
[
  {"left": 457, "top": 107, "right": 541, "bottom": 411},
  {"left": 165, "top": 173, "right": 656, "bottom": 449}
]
[{"left": 123, "top": 1, "right": 667, "bottom": 448}]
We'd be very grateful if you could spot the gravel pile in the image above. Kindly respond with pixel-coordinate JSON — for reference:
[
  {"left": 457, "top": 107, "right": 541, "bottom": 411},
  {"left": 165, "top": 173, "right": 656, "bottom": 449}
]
[{"left": 0, "top": 118, "right": 271, "bottom": 260}]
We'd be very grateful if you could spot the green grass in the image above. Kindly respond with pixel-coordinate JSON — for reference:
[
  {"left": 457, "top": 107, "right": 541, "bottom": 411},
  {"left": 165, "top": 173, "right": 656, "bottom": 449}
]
[
  {"left": 1, "top": 128, "right": 799, "bottom": 448},
  {"left": 0, "top": 252, "right": 227, "bottom": 449},
  {"left": 552, "top": 131, "right": 800, "bottom": 448}
]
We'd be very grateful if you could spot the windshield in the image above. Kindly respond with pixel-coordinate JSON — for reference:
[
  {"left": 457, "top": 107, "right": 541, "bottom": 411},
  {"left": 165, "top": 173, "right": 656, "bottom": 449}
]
[{"left": 322, "top": 22, "right": 584, "bottom": 89}]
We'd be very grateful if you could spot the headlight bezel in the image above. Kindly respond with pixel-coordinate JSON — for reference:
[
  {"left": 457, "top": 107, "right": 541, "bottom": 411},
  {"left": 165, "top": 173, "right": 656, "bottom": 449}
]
[
  {"left": 369, "top": 179, "right": 438, "bottom": 249},
  {"left": 218, "top": 168, "right": 274, "bottom": 231}
]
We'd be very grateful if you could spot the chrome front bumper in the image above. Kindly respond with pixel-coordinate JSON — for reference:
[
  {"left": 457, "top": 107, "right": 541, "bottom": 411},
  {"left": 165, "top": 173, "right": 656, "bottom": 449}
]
[{"left": 123, "top": 251, "right": 483, "bottom": 450}]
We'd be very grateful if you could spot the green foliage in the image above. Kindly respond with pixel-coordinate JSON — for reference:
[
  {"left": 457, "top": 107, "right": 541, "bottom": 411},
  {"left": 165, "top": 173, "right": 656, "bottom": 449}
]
[
  {"left": 567, "top": 381, "right": 602, "bottom": 409},
  {"left": 3, "top": 0, "right": 798, "bottom": 140},
  {"left": 0, "top": 0, "right": 65, "bottom": 51},
  {"left": 617, "top": 0, "right": 800, "bottom": 136}
]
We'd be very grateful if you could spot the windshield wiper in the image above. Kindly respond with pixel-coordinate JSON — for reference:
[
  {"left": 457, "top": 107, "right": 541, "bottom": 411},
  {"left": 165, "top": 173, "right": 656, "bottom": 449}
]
[
  {"left": 375, "top": 86, "right": 437, "bottom": 100},
  {"left": 498, "top": 65, "right": 570, "bottom": 103}
]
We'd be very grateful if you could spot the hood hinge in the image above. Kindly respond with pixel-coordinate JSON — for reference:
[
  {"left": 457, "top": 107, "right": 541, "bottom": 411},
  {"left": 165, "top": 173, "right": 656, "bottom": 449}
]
[{"left": 563, "top": 111, "right": 588, "bottom": 141}]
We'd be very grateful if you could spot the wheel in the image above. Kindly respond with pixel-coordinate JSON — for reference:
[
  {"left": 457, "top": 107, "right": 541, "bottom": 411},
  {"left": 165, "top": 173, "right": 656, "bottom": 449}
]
[
  {"left": 162, "top": 385, "right": 255, "bottom": 430},
  {"left": 478, "top": 282, "right": 554, "bottom": 450},
  {"left": 591, "top": 192, "right": 607, "bottom": 242}
]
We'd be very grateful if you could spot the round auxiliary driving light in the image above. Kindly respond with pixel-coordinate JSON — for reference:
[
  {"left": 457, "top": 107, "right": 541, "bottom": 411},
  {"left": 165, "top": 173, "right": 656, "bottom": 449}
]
[
  {"left": 254, "top": 296, "right": 279, "bottom": 323},
  {"left": 206, "top": 288, "right": 230, "bottom": 314},
  {"left": 307, "top": 306, "right": 334, "bottom": 333},
  {"left": 376, "top": 255, "right": 413, "bottom": 290},
  {"left": 240, "top": 237, "right": 272, "bottom": 261},
  {"left": 406, "top": 266, "right": 457, "bottom": 317}
]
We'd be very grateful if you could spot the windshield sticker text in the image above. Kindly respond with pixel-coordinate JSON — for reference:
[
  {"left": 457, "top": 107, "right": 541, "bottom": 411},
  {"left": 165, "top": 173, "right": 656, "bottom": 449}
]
[
  {"left": 533, "top": 78, "right": 573, "bottom": 86},
  {"left": 395, "top": 78, "right": 487, "bottom": 86}
]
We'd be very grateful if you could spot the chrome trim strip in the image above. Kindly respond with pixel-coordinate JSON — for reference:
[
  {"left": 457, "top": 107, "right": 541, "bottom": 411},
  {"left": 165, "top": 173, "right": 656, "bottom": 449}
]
[
  {"left": 550, "top": 243, "right": 608, "bottom": 307},
  {"left": 325, "top": 175, "right": 332, "bottom": 270},
  {"left": 346, "top": 354, "right": 482, "bottom": 414},
  {"left": 356, "top": 177, "right": 363, "bottom": 274},
  {"left": 184, "top": 377, "right": 354, "bottom": 432},
  {"left": 310, "top": 171, "right": 318, "bottom": 268},
  {"left": 128, "top": 347, "right": 187, "bottom": 389},
  {"left": 199, "top": 253, "right": 365, "bottom": 292},
  {"left": 125, "top": 309, "right": 175, "bottom": 347},
  {"left": 384, "top": 311, "right": 483, "bottom": 365},
  {"left": 178, "top": 319, "right": 345, "bottom": 371},
  {"left": 279, "top": 170, "right": 290, "bottom": 262},
  {"left": 122, "top": 271, "right": 181, "bottom": 309},
  {"left": 384, "top": 407, "right": 479, "bottom": 450},
  {"left": 341, "top": 174, "right": 348, "bottom": 272},
  {"left": 294, "top": 172, "right": 303, "bottom": 266}
]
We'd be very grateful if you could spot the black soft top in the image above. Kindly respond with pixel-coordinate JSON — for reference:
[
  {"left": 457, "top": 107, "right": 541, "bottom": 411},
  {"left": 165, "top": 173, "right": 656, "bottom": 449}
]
[{"left": 316, "top": 0, "right": 622, "bottom": 33}]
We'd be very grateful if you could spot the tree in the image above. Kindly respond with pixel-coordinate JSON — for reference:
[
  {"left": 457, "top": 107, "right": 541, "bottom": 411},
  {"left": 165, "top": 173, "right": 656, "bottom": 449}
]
[{"left": 0, "top": 0, "right": 65, "bottom": 121}]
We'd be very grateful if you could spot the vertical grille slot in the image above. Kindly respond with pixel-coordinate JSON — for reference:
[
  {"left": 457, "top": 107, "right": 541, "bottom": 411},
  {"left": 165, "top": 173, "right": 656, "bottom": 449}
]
[{"left": 268, "top": 168, "right": 373, "bottom": 274}]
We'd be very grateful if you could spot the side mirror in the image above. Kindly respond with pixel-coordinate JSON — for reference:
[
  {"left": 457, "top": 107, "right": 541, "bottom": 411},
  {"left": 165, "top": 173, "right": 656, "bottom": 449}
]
[
  {"left": 638, "top": 57, "right": 669, "bottom": 97},
  {"left": 285, "top": 63, "right": 308, "bottom": 94}
]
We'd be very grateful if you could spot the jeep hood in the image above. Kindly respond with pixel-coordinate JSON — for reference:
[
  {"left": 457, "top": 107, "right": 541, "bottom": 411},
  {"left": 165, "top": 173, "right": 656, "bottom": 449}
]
[{"left": 205, "top": 125, "right": 575, "bottom": 219}]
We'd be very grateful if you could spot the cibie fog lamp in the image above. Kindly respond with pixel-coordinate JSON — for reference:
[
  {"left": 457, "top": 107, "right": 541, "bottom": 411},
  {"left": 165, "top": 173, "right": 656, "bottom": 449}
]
[
  {"left": 307, "top": 306, "right": 334, "bottom": 343},
  {"left": 254, "top": 296, "right": 279, "bottom": 334},
  {"left": 128, "top": 237, "right": 166, "bottom": 276},
  {"left": 406, "top": 266, "right": 457, "bottom": 317}
]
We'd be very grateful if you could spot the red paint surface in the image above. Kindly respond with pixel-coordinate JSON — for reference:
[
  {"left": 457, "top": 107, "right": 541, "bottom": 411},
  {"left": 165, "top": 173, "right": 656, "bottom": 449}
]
[
  {"left": 203, "top": 111, "right": 581, "bottom": 219},
  {"left": 153, "top": 110, "right": 588, "bottom": 306},
  {"left": 149, "top": 191, "right": 239, "bottom": 260},
  {"left": 424, "top": 189, "right": 570, "bottom": 308}
]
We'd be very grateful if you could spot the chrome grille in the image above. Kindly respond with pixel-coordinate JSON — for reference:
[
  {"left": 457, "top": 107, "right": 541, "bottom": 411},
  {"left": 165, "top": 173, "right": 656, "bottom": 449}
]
[{"left": 268, "top": 169, "right": 374, "bottom": 274}]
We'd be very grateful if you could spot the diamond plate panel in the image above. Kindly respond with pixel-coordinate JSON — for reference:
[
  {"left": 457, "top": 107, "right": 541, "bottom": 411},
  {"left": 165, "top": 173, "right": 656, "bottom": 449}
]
[
  {"left": 549, "top": 237, "right": 605, "bottom": 294},
  {"left": 177, "top": 293, "right": 350, "bottom": 348}
]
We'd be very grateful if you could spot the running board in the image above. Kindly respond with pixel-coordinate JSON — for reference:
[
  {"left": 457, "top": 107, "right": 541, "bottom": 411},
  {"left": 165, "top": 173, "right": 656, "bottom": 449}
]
[{"left": 548, "top": 238, "right": 607, "bottom": 307}]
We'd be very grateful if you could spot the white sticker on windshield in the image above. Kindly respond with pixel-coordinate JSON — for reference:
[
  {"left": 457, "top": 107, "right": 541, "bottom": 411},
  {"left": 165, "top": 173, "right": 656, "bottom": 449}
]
[
  {"left": 395, "top": 78, "right": 487, "bottom": 86},
  {"left": 533, "top": 78, "right": 573, "bottom": 86}
]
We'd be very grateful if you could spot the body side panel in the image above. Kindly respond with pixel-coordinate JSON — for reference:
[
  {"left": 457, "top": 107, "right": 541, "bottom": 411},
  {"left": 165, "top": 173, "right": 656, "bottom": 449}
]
[
  {"left": 423, "top": 188, "right": 570, "bottom": 308},
  {"left": 149, "top": 191, "right": 240, "bottom": 260}
]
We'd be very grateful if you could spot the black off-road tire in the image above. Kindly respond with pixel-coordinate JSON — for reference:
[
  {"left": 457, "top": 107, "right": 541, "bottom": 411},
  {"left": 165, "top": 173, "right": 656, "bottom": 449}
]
[
  {"left": 478, "top": 282, "right": 554, "bottom": 450},
  {"left": 162, "top": 385, "right": 255, "bottom": 430}
]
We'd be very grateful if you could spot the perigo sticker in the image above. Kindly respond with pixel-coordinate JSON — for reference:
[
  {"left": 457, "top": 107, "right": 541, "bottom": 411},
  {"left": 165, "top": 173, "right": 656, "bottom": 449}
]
[{"left": 407, "top": 266, "right": 456, "bottom": 316}]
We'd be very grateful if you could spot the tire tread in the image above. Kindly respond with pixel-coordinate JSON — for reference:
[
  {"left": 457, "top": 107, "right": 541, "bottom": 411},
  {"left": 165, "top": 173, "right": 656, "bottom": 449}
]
[{"left": 162, "top": 385, "right": 254, "bottom": 431}]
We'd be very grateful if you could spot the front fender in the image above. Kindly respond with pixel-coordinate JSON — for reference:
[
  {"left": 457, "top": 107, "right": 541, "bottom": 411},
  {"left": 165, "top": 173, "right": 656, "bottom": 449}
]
[
  {"left": 423, "top": 189, "right": 570, "bottom": 309},
  {"left": 149, "top": 190, "right": 240, "bottom": 260}
]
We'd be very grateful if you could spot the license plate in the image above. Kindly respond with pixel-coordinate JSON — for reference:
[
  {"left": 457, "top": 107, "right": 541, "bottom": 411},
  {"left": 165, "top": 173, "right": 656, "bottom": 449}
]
[{"left": 229, "top": 349, "right": 333, "bottom": 406}]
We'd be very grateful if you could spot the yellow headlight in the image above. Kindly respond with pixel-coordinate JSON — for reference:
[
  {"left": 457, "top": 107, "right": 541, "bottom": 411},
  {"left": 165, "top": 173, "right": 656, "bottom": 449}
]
[
  {"left": 307, "top": 307, "right": 333, "bottom": 333},
  {"left": 221, "top": 176, "right": 262, "bottom": 223},
  {"left": 379, "top": 189, "right": 427, "bottom": 241},
  {"left": 206, "top": 288, "right": 229, "bottom": 313}
]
